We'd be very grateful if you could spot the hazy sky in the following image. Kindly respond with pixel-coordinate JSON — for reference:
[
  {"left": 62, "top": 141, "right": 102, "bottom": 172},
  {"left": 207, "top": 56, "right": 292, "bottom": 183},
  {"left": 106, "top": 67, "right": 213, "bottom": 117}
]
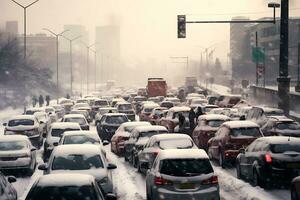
[{"left": 1, "top": 0, "right": 300, "bottom": 67}]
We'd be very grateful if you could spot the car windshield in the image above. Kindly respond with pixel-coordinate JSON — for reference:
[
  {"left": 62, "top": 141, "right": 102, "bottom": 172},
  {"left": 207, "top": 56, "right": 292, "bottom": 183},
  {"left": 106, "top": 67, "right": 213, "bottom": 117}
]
[
  {"left": 64, "top": 118, "right": 86, "bottom": 125},
  {"left": 94, "top": 101, "right": 108, "bottom": 106},
  {"left": 207, "top": 120, "right": 225, "bottom": 127},
  {"left": 25, "top": 110, "right": 39, "bottom": 115},
  {"left": 74, "top": 103, "right": 89, "bottom": 108},
  {"left": 51, "top": 128, "right": 80, "bottom": 137},
  {"left": 231, "top": 127, "right": 261, "bottom": 138},
  {"left": 160, "top": 159, "right": 213, "bottom": 177},
  {"left": 118, "top": 104, "right": 132, "bottom": 110},
  {"left": 100, "top": 109, "right": 117, "bottom": 115},
  {"left": 105, "top": 116, "right": 127, "bottom": 124},
  {"left": 25, "top": 185, "right": 98, "bottom": 200},
  {"left": 159, "top": 139, "right": 193, "bottom": 150},
  {"left": 8, "top": 119, "right": 34, "bottom": 126},
  {"left": 0, "top": 141, "right": 27, "bottom": 151},
  {"left": 140, "top": 130, "right": 167, "bottom": 138},
  {"left": 161, "top": 102, "right": 173, "bottom": 108},
  {"left": 52, "top": 154, "right": 104, "bottom": 170},
  {"left": 63, "top": 135, "right": 99, "bottom": 145},
  {"left": 276, "top": 122, "right": 300, "bottom": 130},
  {"left": 144, "top": 108, "right": 154, "bottom": 113},
  {"left": 271, "top": 144, "right": 300, "bottom": 154}
]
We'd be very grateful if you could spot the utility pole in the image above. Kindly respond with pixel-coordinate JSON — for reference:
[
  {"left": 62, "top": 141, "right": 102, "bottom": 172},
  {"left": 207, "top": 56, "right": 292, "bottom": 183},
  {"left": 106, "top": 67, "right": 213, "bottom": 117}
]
[
  {"left": 43, "top": 28, "right": 69, "bottom": 103},
  {"left": 11, "top": 0, "right": 39, "bottom": 62},
  {"left": 295, "top": 24, "right": 300, "bottom": 92},
  {"left": 277, "top": 0, "right": 290, "bottom": 115},
  {"left": 62, "top": 35, "right": 81, "bottom": 95},
  {"left": 256, "top": 32, "right": 259, "bottom": 85}
]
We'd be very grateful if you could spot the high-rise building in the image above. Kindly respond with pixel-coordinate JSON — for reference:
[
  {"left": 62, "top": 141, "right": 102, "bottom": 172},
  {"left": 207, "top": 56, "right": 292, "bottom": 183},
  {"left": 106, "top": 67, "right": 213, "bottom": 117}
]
[
  {"left": 5, "top": 21, "right": 18, "bottom": 36},
  {"left": 61, "top": 24, "right": 89, "bottom": 52}
]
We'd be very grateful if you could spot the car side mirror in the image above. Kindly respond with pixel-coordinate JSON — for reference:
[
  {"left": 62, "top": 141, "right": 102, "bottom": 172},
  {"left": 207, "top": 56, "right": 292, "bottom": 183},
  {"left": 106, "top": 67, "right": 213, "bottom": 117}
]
[
  {"left": 239, "top": 148, "right": 245, "bottom": 154},
  {"left": 105, "top": 193, "right": 117, "bottom": 200},
  {"left": 53, "top": 142, "right": 59, "bottom": 146},
  {"left": 7, "top": 176, "right": 16, "bottom": 183},
  {"left": 31, "top": 147, "right": 36, "bottom": 152},
  {"left": 107, "top": 163, "right": 117, "bottom": 170},
  {"left": 140, "top": 162, "right": 150, "bottom": 170},
  {"left": 102, "top": 140, "right": 109, "bottom": 146},
  {"left": 38, "top": 164, "right": 48, "bottom": 171},
  {"left": 2, "top": 123, "right": 7, "bottom": 126}
]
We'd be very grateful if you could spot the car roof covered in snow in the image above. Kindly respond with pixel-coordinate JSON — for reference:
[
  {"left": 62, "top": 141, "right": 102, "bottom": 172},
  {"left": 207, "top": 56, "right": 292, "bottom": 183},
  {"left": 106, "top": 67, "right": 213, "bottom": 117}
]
[
  {"left": 0, "top": 135, "right": 30, "bottom": 142},
  {"left": 121, "top": 121, "right": 151, "bottom": 127},
  {"left": 62, "top": 131, "right": 98, "bottom": 137},
  {"left": 158, "top": 149, "right": 208, "bottom": 160},
  {"left": 150, "top": 134, "right": 192, "bottom": 141},
  {"left": 169, "top": 106, "right": 190, "bottom": 112},
  {"left": 63, "top": 114, "right": 86, "bottom": 118},
  {"left": 222, "top": 121, "right": 259, "bottom": 129},
  {"left": 9, "top": 115, "right": 37, "bottom": 121},
  {"left": 268, "top": 116, "right": 294, "bottom": 122},
  {"left": 256, "top": 136, "right": 300, "bottom": 145},
  {"left": 253, "top": 106, "right": 284, "bottom": 114},
  {"left": 143, "top": 103, "right": 160, "bottom": 108},
  {"left": 198, "top": 114, "right": 230, "bottom": 121},
  {"left": 103, "top": 113, "right": 127, "bottom": 117},
  {"left": 99, "top": 107, "right": 117, "bottom": 111},
  {"left": 52, "top": 144, "right": 101, "bottom": 156},
  {"left": 133, "top": 125, "right": 167, "bottom": 133},
  {"left": 50, "top": 122, "right": 81, "bottom": 129},
  {"left": 36, "top": 173, "right": 95, "bottom": 187}
]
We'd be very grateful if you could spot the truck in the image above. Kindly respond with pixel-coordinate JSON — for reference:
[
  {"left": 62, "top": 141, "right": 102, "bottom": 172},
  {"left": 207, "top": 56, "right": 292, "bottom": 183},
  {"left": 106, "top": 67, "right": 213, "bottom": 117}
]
[{"left": 147, "top": 78, "right": 167, "bottom": 97}]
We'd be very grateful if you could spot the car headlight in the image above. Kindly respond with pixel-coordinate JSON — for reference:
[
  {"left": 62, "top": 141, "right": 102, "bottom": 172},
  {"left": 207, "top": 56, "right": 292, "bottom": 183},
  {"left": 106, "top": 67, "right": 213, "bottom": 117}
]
[{"left": 98, "top": 177, "right": 108, "bottom": 184}]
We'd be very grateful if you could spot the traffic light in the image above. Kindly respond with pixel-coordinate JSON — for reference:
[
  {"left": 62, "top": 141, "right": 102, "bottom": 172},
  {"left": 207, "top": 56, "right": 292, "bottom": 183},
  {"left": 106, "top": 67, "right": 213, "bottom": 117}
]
[{"left": 177, "top": 15, "right": 186, "bottom": 38}]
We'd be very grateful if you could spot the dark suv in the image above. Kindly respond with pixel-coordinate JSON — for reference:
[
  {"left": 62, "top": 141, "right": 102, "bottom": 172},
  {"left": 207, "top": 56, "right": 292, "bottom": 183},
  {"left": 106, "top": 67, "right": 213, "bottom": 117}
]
[{"left": 237, "top": 136, "right": 300, "bottom": 187}]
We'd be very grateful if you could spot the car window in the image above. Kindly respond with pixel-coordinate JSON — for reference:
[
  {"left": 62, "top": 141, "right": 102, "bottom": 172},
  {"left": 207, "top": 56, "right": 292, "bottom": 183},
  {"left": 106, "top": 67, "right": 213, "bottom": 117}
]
[
  {"left": 207, "top": 120, "right": 226, "bottom": 128},
  {"left": 64, "top": 118, "right": 86, "bottom": 125},
  {"left": 230, "top": 127, "right": 261, "bottom": 138},
  {"left": 105, "top": 116, "right": 127, "bottom": 124},
  {"left": 0, "top": 141, "right": 27, "bottom": 151},
  {"left": 270, "top": 143, "right": 300, "bottom": 154},
  {"left": 51, "top": 128, "right": 80, "bottom": 137},
  {"left": 139, "top": 130, "right": 167, "bottom": 138},
  {"left": 159, "top": 159, "right": 213, "bottom": 177},
  {"left": 276, "top": 122, "right": 300, "bottom": 130},
  {"left": 63, "top": 135, "right": 98, "bottom": 145},
  {"left": 8, "top": 119, "right": 34, "bottom": 126}
]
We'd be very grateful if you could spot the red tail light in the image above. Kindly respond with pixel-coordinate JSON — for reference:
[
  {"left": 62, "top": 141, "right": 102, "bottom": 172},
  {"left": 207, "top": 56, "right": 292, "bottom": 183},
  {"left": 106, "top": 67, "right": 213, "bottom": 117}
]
[
  {"left": 153, "top": 151, "right": 158, "bottom": 157},
  {"left": 154, "top": 176, "right": 173, "bottom": 185},
  {"left": 265, "top": 153, "right": 272, "bottom": 163},
  {"left": 201, "top": 176, "right": 218, "bottom": 185}
]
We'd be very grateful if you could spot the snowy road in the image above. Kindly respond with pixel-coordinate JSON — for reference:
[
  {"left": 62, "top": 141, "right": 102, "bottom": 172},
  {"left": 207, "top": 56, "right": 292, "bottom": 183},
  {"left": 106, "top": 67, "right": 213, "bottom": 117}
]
[{"left": 0, "top": 118, "right": 291, "bottom": 200}]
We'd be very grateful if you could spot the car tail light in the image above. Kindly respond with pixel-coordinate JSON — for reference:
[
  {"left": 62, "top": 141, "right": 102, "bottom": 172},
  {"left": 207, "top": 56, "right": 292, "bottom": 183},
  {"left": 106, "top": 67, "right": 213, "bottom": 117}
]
[
  {"left": 265, "top": 153, "right": 272, "bottom": 163},
  {"left": 154, "top": 176, "right": 173, "bottom": 185},
  {"left": 153, "top": 151, "right": 159, "bottom": 157},
  {"left": 201, "top": 176, "right": 218, "bottom": 185}
]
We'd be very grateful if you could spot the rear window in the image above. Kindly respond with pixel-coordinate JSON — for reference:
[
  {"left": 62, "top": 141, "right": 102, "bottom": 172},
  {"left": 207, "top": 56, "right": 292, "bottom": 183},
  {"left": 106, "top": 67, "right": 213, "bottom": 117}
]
[
  {"left": 144, "top": 108, "right": 154, "bottom": 113},
  {"left": 271, "top": 144, "right": 300, "bottom": 154},
  {"left": 160, "top": 159, "right": 213, "bottom": 177},
  {"left": 118, "top": 104, "right": 132, "bottom": 111},
  {"left": 231, "top": 127, "right": 261, "bottom": 138},
  {"left": 51, "top": 128, "right": 80, "bottom": 137},
  {"left": 140, "top": 130, "right": 167, "bottom": 138},
  {"left": 207, "top": 120, "right": 225, "bottom": 128},
  {"left": 8, "top": 119, "right": 34, "bottom": 126},
  {"left": 276, "top": 122, "right": 300, "bottom": 130},
  {"left": 228, "top": 97, "right": 240, "bottom": 104},
  {"left": 105, "top": 116, "right": 128, "bottom": 124},
  {"left": 0, "top": 141, "right": 27, "bottom": 151},
  {"left": 94, "top": 101, "right": 108, "bottom": 106},
  {"left": 159, "top": 139, "right": 193, "bottom": 150},
  {"left": 63, "top": 135, "right": 99, "bottom": 145}
]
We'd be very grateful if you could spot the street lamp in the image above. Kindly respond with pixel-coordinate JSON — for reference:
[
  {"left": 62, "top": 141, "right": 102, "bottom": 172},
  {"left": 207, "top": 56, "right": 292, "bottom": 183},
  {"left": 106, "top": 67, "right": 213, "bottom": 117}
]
[
  {"left": 82, "top": 42, "right": 96, "bottom": 94},
  {"left": 43, "top": 28, "right": 69, "bottom": 103},
  {"left": 62, "top": 35, "right": 81, "bottom": 95},
  {"left": 90, "top": 49, "right": 97, "bottom": 91},
  {"left": 11, "top": 0, "right": 39, "bottom": 62}
]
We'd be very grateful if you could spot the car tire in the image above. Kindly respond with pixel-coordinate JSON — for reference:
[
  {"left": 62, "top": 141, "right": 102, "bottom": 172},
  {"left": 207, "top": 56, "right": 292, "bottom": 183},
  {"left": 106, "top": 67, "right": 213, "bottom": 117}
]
[
  {"left": 146, "top": 186, "right": 152, "bottom": 200},
  {"left": 236, "top": 162, "right": 242, "bottom": 179}
]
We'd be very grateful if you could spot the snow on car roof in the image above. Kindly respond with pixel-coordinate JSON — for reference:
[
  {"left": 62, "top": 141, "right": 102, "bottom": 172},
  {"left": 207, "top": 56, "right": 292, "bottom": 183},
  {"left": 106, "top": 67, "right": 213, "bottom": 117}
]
[
  {"left": 52, "top": 144, "right": 101, "bottom": 156},
  {"left": 103, "top": 113, "right": 127, "bottom": 116},
  {"left": 37, "top": 173, "right": 95, "bottom": 187},
  {"left": 256, "top": 136, "right": 300, "bottom": 145},
  {"left": 99, "top": 107, "right": 117, "bottom": 111},
  {"left": 254, "top": 106, "right": 284, "bottom": 113},
  {"left": 143, "top": 103, "right": 160, "bottom": 108},
  {"left": 169, "top": 106, "right": 190, "bottom": 112},
  {"left": 223, "top": 121, "right": 259, "bottom": 128},
  {"left": 0, "top": 135, "right": 30, "bottom": 142},
  {"left": 134, "top": 125, "right": 167, "bottom": 132},
  {"left": 151, "top": 134, "right": 192, "bottom": 141},
  {"left": 62, "top": 131, "right": 98, "bottom": 137},
  {"left": 9, "top": 115, "right": 37, "bottom": 120},
  {"left": 51, "top": 122, "right": 81, "bottom": 129},
  {"left": 63, "top": 114, "right": 86, "bottom": 118},
  {"left": 116, "top": 102, "right": 131, "bottom": 105},
  {"left": 199, "top": 114, "right": 230, "bottom": 121},
  {"left": 268, "top": 115, "right": 294, "bottom": 122},
  {"left": 158, "top": 149, "right": 209, "bottom": 160},
  {"left": 121, "top": 121, "right": 151, "bottom": 127}
]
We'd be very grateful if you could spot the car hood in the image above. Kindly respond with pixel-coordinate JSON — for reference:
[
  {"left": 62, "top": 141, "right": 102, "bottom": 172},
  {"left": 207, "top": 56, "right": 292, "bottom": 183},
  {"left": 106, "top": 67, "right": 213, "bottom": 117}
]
[
  {"left": 0, "top": 149, "right": 30, "bottom": 157},
  {"left": 6, "top": 125, "right": 37, "bottom": 131},
  {"left": 51, "top": 168, "right": 108, "bottom": 180}
]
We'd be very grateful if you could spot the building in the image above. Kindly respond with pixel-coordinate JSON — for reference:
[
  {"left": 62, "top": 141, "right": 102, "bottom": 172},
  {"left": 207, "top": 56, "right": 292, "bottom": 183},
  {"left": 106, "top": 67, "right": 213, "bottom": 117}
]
[
  {"left": 95, "top": 25, "right": 120, "bottom": 82},
  {"left": 5, "top": 21, "right": 18, "bottom": 36},
  {"left": 61, "top": 24, "right": 89, "bottom": 52}
]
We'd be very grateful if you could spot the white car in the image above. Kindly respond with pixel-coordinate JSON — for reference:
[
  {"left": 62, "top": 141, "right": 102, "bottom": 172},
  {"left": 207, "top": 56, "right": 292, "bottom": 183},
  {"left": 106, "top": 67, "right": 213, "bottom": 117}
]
[
  {"left": 62, "top": 114, "right": 90, "bottom": 130},
  {"left": 0, "top": 135, "right": 37, "bottom": 176}
]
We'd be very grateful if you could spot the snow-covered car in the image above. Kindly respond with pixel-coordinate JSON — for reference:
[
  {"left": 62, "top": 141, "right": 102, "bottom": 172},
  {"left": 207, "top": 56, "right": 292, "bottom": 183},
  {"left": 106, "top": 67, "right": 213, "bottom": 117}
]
[
  {"left": 237, "top": 136, "right": 300, "bottom": 187},
  {"left": 139, "top": 103, "right": 160, "bottom": 122},
  {"left": 148, "top": 107, "right": 168, "bottom": 125},
  {"left": 52, "top": 104, "right": 65, "bottom": 119},
  {"left": 24, "top": 107, "right": 45, "bottom": 115},
  {"left": 61, "top": 114, "right": 90, "bottom": 130},
  {"left": 192, "top": 114, "right": 230, "bottom": 151},
  {"left": 159, "top": 101, "right": 174, "bottom": 109},
  {"left": 138, "top": 134, "right": 197, "bottom": 174},
  {"left": 60, "top": 99, "right": 74, "bottom": 114},
  {"left": 44, "top": 106, "right": 57, "bottom": 123},
  {"left": 208, "top": 121, "right": 263, "bottom": 168},
  {"left": 75, "top": 98, "right": 89, "bottom": 104},
  {"left": 95, "top": 107, "right": 118, "bottom": 126},
  {"left": 216, "top": 95, "right": 242, "bottom": 108},
  {"left": 38, "top": 144, "right": 117, "bottom": 197},
  {"left": 261, "top": 116, "right": 300, "bottom": 137},
  {"left": 0, "top": 171, "right": 17, "bottom": 200},
  {"left": 4, "top": 115, "right": 44, "bottom": 148},
  {"left": 91, "top": 99, "right": 110, "bottom": 118},
  {"left": 0, "top": 135, "right": 36, "bottom": 176},
  {"left": 72, "top": 103, "right": 92, "bottom": 117},
  {"left": 70, "top": 109, "right": 92, "bottom": 123},
  {"left": 111, "top": 121, "right": 151, "bottom": 156},
  {"left": 246, "top": 106, "right": 284, "bottom": 127},
  {"left": 189, "top": 98, "right": 208, "bottom": 107},
  {"left": 124, "top": 125, "right": 168, "bottom": 167},
  {"left": 34, "top": 111, "right": 51, "bottom": 136},
  {"left": 191, "top": 104, "right": 219, "bottom": 114},
  {"left": 160, "top": 106, "right": 190, "bottom": 132},
  {"left": 43, "top": 122, "right": 81, "bottom": 162},
  {"left": 115, "top": 102, "right": 135, "bottom": 121},
  {"left": 163, "top": 97, "right": 181, "bottom": 106},
  {"left": 97, "top": 113, "right": 129, "bottom": 142},
  {"left": 111, "top": 98, "right": 125, "bottom": 107},
  {"left": 145, "top": 149, "right": 220, "bottom": 200},
  {"left": 25, "top": 173, "right": 116, "bottom": 200}
]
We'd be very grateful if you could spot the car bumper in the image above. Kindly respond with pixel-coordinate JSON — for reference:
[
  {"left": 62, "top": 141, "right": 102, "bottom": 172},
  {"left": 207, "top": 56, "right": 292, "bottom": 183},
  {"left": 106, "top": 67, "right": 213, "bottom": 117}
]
[
  {"left": 261, "top": 167, "right": 300, "bottom": 183},
  {"left": 0, "top": 158, "right": 31, "bottom": 169},
  {"left": 152, "top": 186, "right": 219, "bottom": 200}
]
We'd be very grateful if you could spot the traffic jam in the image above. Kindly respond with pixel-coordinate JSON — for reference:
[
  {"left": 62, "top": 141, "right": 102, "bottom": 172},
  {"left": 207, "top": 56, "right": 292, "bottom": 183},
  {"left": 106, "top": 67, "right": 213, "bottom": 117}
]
[{"left": 1, "top": 78, "right": 300, "bottom": 200}]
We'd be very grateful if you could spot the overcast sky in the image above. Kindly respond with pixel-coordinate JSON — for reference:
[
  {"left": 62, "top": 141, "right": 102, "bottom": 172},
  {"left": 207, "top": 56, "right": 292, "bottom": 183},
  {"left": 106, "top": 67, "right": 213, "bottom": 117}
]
[{"left": 1, "top": 0, "right": 299, "bottom": 67}]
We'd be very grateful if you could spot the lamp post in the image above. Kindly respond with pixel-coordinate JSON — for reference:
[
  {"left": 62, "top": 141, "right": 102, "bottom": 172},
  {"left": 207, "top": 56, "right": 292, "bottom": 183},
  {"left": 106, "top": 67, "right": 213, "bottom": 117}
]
[
  {"left": 82, "top": 43, "right": 96, "bottom": 94},
  {"left": 11, "top": 0, "right": 39, "bottom": 62},
  {"left": 62, "top": 35, "right": 81, "bottom": 95},
  {"left": 90, "top": 49, "right": 97, "bottom": 91},
  {"left": 43, "top": 28, "right": 69, "bottom": 103}
]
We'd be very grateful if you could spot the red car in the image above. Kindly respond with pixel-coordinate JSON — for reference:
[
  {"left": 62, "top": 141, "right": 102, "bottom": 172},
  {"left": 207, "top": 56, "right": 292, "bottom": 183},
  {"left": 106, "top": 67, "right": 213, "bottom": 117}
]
[
  {"left": 111, "top": 121, "right": 151, "bottom": 155},
  {"left": 192, "top": 114, "right": 230, "bottom": 151},
  {"left": 148, "top": 107, "right": 168, "bottom": 125},
  {"left": 160, "top": 106, "right": 190, "bottom": 132},
  {"left": 208, "top": 121, "right": 263, "bottom": 168}
]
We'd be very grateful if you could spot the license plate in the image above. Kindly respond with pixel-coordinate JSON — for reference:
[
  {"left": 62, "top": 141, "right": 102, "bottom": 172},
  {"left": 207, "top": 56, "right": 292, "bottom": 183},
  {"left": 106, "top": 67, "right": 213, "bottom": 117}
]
[
  {"left": 287, "top": 163, "right": 300, "bottom": 168},
  {"left": 179, "top": 183, "right": 195, "bottom": 189}
]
